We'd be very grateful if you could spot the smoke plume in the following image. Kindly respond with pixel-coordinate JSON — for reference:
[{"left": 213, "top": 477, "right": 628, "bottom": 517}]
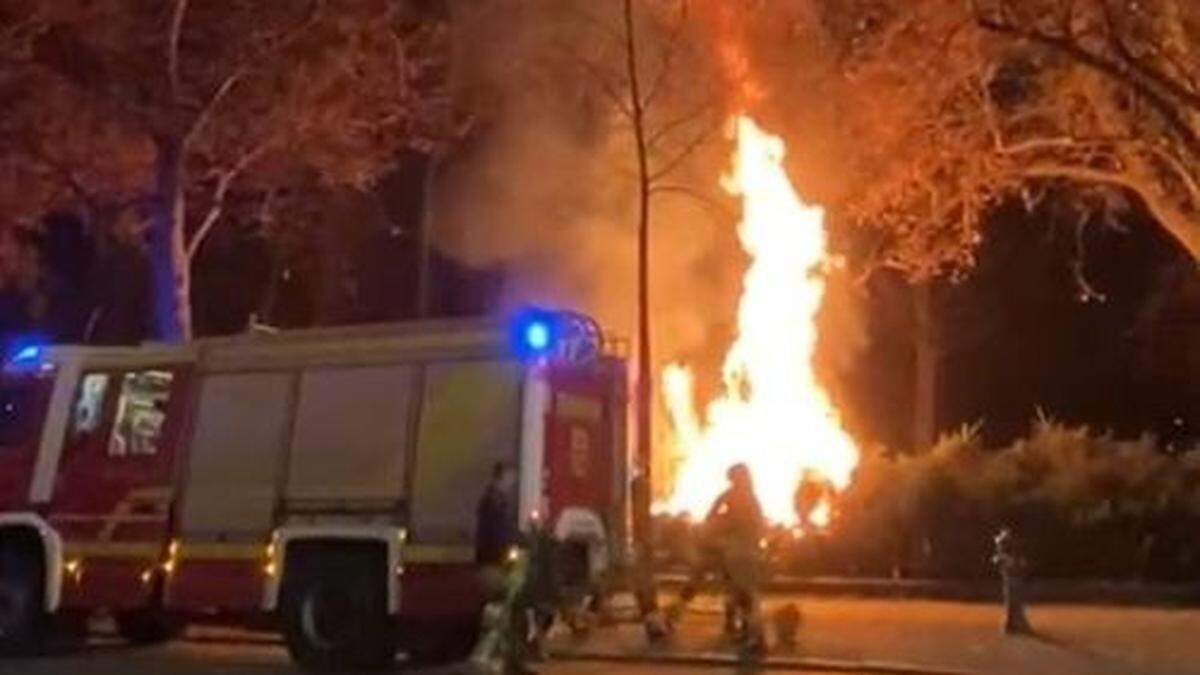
[{"left": 437, "top": 0, "right": 870, "bottom": 491}]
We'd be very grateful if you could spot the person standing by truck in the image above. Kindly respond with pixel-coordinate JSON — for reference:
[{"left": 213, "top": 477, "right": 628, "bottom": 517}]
[
  {"left": 476, "top": 462, "right": 519, "bottom": 566},
  {"left": 472, "top": 461, "right": 538, "bottom": 674}
]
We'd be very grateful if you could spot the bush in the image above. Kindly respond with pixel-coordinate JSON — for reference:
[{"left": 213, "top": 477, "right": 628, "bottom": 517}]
[{"left": 819, "top": 418, "right": 1200, "bottom": 581}]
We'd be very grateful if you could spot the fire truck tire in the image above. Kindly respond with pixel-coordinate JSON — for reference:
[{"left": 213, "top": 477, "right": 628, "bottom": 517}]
[
  {"left": 0, "top": 545, "right": 44, "bottom": 655},
  {"left": 114, "top": 609, "right": 184, "bottom": 645},
  {"left": 281, "top": 549, "right": 396, "bottom": 671}
]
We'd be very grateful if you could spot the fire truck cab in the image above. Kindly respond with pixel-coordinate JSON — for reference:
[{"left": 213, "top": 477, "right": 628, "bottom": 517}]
[{"left": 0, "top": 311, "right": 629, "bottom": 669}]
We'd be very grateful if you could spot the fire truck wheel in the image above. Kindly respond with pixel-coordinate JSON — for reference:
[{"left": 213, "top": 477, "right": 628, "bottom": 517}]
[
  {"left": 0, "top": 546, "right": 44, "bottom": 655},
  {"left": 281, "top": 549, "right": 395, "bottom": 671},
  {"left": 114, "top": 609, "right": 184, "bottom": 645}
]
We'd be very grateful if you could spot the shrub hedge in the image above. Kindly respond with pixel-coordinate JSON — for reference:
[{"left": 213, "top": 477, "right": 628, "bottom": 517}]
[{"left": 658, "top": 418, "right": 1200, "bottom": 581}]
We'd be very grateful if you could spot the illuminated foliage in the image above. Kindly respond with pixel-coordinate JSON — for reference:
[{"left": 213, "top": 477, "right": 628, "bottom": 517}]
[
  {"left": 807, "top": 0, "right": 1200, "bottom": 276},
  {"left": 827, "top": 419, "right": 1200, "bottom": 579}
]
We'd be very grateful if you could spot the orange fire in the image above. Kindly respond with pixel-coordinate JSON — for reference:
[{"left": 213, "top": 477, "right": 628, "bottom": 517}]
[{"left": 660, "top": 115, "right": 858, "bottom": 527}]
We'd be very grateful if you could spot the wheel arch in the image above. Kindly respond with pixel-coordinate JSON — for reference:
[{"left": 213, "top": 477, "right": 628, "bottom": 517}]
[
  {"left": 0, "top": 513, "right": 62, "bottom": 613},
  {"left": 263, "top": 525, "right": 402, "bottom": 614},
  {"left": 553, "top": 506, "right": 609, "bottom": 577}
]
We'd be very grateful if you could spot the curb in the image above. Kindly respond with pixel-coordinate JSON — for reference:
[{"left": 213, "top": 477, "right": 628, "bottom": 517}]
[{"left": 549, "top": 648, "right": 974, "bottom": 674}]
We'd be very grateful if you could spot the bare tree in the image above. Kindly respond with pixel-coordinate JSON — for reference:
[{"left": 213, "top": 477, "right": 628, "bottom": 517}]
[
  {"left": 0, "top": 1, "right": 454, "bottom": 340},
  {"left": 622, "top": 0, "right": 655, "bottom": 542},
  {"left": 580, "top": 0, "right": 723, "bottom": 539}
]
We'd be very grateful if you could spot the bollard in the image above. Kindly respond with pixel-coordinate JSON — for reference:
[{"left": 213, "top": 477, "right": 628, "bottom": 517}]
[{"left": 992, "top": 528, "right": 1032, "bottom": 635}]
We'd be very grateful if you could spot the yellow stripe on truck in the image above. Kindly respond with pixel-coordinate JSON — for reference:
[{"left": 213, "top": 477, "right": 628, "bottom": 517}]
[
  {"left": 67, "top": 541, "right": 475, "bottom": 564},
  {"left": 178, "top": 542, "right": 266, "bottom": 560},
  {"left": 402, "top": 545, "right": 475, "bottom": 564},
  {"left": 63, "top": 541, "right": 161, "bottom": 559}
]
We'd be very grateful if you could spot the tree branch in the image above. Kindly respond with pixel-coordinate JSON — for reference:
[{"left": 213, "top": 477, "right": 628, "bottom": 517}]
[
  {"left": 568, "top": 50, "right": 634, "bottom": 120},
  {"left": 1018, "top": 164, "right": 1135, "bottom": 193},
  {"left": 649, "top": 182, "right": 735, "bottom": 219},
  {"left": 648, "top": 115, "right": 720, "bottom": 184},
  {"left": 561, "top": 3, "right": 625, "bottom": 45},
  {"left": 1069, "top": 207, "right": 1106, "bottom": 303},
  {"left": 1100, "top": 2, "right": 1200, "bottom": 111},
  {"left": 185, "top": 143, "right": 268, "bottom": 261},
  {"left": 181, "top": 0, "right": 331, "bottom": 149},
  {"left": 976, "top": 12, "right": 1200, "bottom": 159},
  {"left": 1019, "top": 162, "right": 1200, "bottom": 261},
  {"left": 168, "top": 0, "right": 189, "bottom": 102},
  {"left": 640, "top": 0, "right": 689, "bottom": 111},
  {"left": 184, "top": 68, "right": 244, "bottom": 147},
  {"left": 18, "top": 136, "right": 101, "bottom": 213},
  {"left": 645, "top": 99, "right": 717, "bottom": 149},
  {"left": 1144, "top": 145, "right": 1200, "bottom": 211},
  {"left": 260, "top": 0, "right": 327, "bottom": 53},
  {"left": 998, "top": 131, "right": 1200, "bottom": 213},
  {"left": 999, "top": 135, "right": 1099, "bottom": 155}
]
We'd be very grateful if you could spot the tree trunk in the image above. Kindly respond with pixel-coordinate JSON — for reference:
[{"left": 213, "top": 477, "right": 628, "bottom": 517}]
[
  {"left": 417, "top": 152, "right": 438, "bottom": 319},
  {"left": 912, "top": 281, "right": 939, "bottom": 450},
  {"left": 256, "top": 236, "right": 285, "bottom": 328},
  {"left": 1128, "top": 255, "right": 1191, "bottom": 370},
  {"left": 623, "top": 0, "right": 653, "bottom": 548},
  {"left": 149, "top": 136, "right": 192, "bottom": 342}
]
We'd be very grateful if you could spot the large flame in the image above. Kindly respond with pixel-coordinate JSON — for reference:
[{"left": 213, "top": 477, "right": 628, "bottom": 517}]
[{"left": 660, "top": 115, "right": 858, "bottom": 526}]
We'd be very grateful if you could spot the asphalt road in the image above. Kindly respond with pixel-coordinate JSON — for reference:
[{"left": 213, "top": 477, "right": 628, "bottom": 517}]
[
  {"left": 5, "top": 595, "right": 1198, "bottom": 675},
  {"left": 560, "top": 595, "right": 1200, "bottom": 675},
  {"left": 0, "top": 632, "right": 865, "bottom": 675}
]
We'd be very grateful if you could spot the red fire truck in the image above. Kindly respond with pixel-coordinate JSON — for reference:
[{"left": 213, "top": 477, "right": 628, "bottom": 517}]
[{"left": 0, "top": 310, "right": 629, "bottom": 669}]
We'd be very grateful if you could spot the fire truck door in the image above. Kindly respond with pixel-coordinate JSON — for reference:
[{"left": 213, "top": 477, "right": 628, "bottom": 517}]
[
  {"left": 544, "top": 389, "right": 611, "bottom": 524},
  {"left": 49, "top": 367, "right": 188, "bottom": 609}
]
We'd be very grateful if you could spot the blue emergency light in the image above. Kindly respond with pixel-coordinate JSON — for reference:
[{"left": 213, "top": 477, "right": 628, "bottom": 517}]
[
  {"left": 524, "top": 320, "right": 551, "bottom": 351},
  {"left": 510, "top": 308, "right": 559, "bottom": 359},
  {"left": 7, "top": 337, "right": 47, "bottom": 366},
  {"left": 11, "top": 345, "right": 41, "bottom": 363}
]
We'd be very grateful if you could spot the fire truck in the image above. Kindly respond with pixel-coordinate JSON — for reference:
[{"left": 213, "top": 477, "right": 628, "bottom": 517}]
[{"left": 0, "top": 310, "right": 629, "bottom": 669}]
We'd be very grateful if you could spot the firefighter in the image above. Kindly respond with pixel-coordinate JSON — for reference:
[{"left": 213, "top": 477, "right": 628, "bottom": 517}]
[
  {"left": 471, "top": 545, "right": 535, "bottom": 675},
  {"left": 476, "top": 462, "right": 519, "bottom": 567},
  {"left": 472, "top": 462, "right": 538, "bottom": 675},
  {"left": 669, "top": 463, "right": 767, "bottom": 655}
]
